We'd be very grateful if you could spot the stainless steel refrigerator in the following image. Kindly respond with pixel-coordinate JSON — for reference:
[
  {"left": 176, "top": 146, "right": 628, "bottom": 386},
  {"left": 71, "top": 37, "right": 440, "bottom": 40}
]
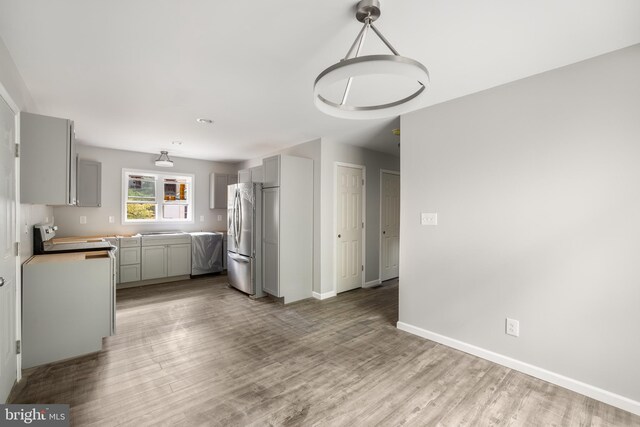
[{"left": 227, "top": 182, "right": 263, "bottom": 296}]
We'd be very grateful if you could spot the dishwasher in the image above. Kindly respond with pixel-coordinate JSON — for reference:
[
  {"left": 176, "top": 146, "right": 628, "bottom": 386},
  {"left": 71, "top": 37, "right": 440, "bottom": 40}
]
[{"left": 189, "top": 232, "right": 223, "bottom": 275}]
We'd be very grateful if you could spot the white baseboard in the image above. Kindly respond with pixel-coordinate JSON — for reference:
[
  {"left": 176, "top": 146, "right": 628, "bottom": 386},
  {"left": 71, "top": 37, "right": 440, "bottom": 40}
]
[
  {"left": 396, "top": 321, "right": 640, "bottom": 416},
  {"left": 312, "top": 290, "right": 337, "bottom": 300},
  {"left": 363, "top": 279, "right": 382, "bottom": 288}
]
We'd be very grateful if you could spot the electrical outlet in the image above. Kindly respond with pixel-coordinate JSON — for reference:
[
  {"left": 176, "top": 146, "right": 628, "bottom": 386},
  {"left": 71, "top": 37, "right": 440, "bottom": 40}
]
[
  {"left": 45, "top": 217, "right": 49, "bottom": 223},
  {"left": 421, "top": 213, "right": 437, "bottom": 226},
  {"left": 200, "top": 215, "right": 205, "bottom": 222},
  {"left": 217, "top": 215, "right": 222, "bottom": 221},
  {"left": 108, "top": 216, "right": 115, "bottom": 224},
  {"left": 80, "top": 216, "right": 87, "bottom": 225},
  {"left": 506, "top": 318, "right": 520, "bottom": 337}
]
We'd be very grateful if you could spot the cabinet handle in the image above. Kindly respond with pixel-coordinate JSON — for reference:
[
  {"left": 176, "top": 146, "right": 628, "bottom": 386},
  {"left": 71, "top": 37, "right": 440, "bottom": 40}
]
[
  {"left": 337, "top": 234, "right": 341, "bottom": 238},
  {"left": 0, "top": 277, "right": 5, "bottom": 287}
]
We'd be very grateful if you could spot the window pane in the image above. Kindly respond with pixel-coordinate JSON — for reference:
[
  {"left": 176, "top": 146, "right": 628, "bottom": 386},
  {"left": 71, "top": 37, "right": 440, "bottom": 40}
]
[
  {"left": 162, "top": 204, "right": 188, "bottom": 220},
  {"left": 127, "top": 203, "right": 156, "bottom": 220},
  {"left": 164, "top": 179, "right": 188, "bottom": 201},
  {"left": 128, "top": 176, "right": 156, "bottom": 202}
]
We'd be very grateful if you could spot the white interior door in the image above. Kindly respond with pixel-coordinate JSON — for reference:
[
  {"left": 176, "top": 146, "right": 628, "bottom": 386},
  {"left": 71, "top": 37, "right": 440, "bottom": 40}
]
[
  {"left": 336, "top": 165, "right": 363, "bottom": 293},
  {"left": 0, "top": 96, "right": 17, "bottom": 403},
  {"left": 381, "top": 171, "right": 400, "bottom": 281}
]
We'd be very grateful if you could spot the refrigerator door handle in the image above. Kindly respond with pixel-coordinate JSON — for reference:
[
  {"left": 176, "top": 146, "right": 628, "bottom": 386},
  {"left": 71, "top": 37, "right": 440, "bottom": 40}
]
[
  {"left": 234, "top": 190, "right": 241, "bottom": 248},
  {"left": 237, "top": 193, "right": 243, "bottom": 245},
  {"left": 228, "top": 253, "right": 250, "bottom": 263}
]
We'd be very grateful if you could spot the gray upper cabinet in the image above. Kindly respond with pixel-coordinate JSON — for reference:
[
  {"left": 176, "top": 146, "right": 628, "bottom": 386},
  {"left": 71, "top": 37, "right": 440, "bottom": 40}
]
[
  {"left": 77, "top": 159, "right": 102, "bottom": 207},
  {"left": 262, "top": 155, "right": 280, "bottom": 188},
  {"left": 210, "top": 172, "right": 237, "bottom": 209},
  {"left": 20, "top": 112, "right": 77, "bottom": 205},
  {"left": 237, "top": 168, "right": 251, "bottom": 183},
  {"left": 237, "top": 166, "right": 263, "bottom": 184}
]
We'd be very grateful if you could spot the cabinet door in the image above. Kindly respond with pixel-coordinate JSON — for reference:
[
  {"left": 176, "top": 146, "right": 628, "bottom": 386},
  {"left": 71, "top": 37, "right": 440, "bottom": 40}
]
[
  {"left": 141, "top": 246, "right": 167, "bottom": 280},
  {"left": 167, "top": 244, "right": 192, "bottom": 276},
  {"left": 20, "top": 112, "right": 75, "bottom": 205},
  {"left": 262, "top": 156, "right": 280, "bottom": 188},
  {"left": 120, "top": 247, "right": 140, "bottom": 266},
  {"left": 77, "top": 159, "right": 102, "bottom": 207},
  {"left": 238, "top": 169, "right": 251, "bottom": 183},
  {"left": 250, "top": 165, "right": 264, "bottom": 183},
  {"left": 120, "top": 264, "right": 141, "bottom": 283},
  {"left": 68, "top": 121, "right": 77, "bottom": 205},
  {"left": 262, "top": 187, "right": 280, "bottom": 297},
  {"left": 212, "top": 173, "right": 229, "bottom": 209}
]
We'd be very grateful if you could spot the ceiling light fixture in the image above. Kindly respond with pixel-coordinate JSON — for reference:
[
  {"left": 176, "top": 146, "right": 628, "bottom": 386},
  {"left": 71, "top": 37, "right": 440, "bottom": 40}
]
[
  {"left": 196, "top": 118, "right": 213, "bottom": 124},
  {"left": 154, "top": 151, "right": 174, "bottom": 167},
  {"left": 314, "top": 0, "right": 429, "bottom": 120}
]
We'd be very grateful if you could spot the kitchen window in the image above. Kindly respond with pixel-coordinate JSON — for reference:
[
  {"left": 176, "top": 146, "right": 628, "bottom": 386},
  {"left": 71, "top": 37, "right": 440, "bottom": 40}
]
[{"left": 122, "top": 169, "right": 194, "bottom": 223}]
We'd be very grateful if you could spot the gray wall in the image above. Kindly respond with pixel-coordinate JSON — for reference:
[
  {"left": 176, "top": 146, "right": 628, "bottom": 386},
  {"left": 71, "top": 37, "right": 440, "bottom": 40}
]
[
  {"left": 320, "top": 139, "right": 400, "bottom": 293},
  {"left": 240, "top": 138, "right": 322, "bottom": 293},
  {"left": 53, "top": 145, "right": 238, "bottom": 237},
  {"left": 400, "top": 44, "right": 640, "bottom": 402}
]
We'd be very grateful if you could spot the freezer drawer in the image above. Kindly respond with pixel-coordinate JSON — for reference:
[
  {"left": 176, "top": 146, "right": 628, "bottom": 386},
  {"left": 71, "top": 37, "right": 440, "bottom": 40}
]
[{"left": 227, "top": 252, "right": 253, "bottom": 295}]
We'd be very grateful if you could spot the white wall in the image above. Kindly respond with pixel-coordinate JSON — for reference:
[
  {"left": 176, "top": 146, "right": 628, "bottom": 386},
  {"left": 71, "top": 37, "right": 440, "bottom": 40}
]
[
  {"left": 0, "top": 35, "right": 52, "bottom": 260},
  {"left": 53, "top": 145, "right": 238, "bottom": 237},
  {"left": 320, "top": 139, "right": 400, "bottom": 294},
  {"left": 400, "top": 44, "right": 640, "bottom": 409}
]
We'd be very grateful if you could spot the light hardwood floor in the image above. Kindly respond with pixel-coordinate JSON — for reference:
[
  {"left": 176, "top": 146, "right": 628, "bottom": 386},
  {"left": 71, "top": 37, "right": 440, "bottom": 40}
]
[{"left": 10, "top": 275, "right": 640, "bottom": 426}]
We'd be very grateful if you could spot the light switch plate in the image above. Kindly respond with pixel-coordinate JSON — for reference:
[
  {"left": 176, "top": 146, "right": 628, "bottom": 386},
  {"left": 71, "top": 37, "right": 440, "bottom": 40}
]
[
  {"left": 200, "top": 215, "right": 205, "bottom": 222},
  {"left": 79, "top": 216, "right": 87, "bottom": 225},
  {"left": 217, "top": 215, "right": 222, "bottom": 221},
  {"left": 108, "top": 216, "right": 115, "bottom": 224},
  {"left": 421, "top": 213, "right": 437, "bottom": 226}
]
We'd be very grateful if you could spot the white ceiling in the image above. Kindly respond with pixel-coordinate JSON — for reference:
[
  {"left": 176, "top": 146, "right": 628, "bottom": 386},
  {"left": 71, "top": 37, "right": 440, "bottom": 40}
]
[{"left": 0, "top": 0, "right": 639, "bottom": 161}]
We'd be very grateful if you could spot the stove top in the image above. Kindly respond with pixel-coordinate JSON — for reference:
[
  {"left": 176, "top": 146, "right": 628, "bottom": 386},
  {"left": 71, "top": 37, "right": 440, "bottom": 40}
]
[
  {"left": 34, "top": 223, "right": 116, "bottom": 255},
  {"left": 42, "top": 240, "right": 115, "bottom": 254}
]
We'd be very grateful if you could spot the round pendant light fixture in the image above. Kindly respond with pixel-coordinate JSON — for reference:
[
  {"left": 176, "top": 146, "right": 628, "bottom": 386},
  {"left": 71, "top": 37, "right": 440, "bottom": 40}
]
[
  {"left": 154, "top": 151, "right": 174, "bottom": 167},
  {"left": 314, "top": 0, "right": 429, "bottom": 120}
]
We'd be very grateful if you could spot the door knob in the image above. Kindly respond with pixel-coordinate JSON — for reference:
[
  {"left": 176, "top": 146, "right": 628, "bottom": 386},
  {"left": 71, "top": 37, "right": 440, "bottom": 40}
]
[
  {"left": 337, "top": 234, "right": 341, "bottom": 238},
  {"left": 0, "top": 277, "right": 5, "bottom": 287}
]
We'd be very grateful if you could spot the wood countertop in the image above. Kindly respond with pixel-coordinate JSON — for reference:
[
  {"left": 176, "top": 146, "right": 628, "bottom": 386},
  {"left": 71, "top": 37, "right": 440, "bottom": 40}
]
[
  {"left": 26, "top": 251, "right": 112, "bottom": 264},
  {"left": 52, "top": 234, "right": 140, "bottom": 244}
]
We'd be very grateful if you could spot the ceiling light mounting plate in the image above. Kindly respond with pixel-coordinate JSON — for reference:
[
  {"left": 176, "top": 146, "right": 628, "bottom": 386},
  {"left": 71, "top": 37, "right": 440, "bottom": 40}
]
[{"left": 356, "top": 0, "right": 380, "bottom": 23}]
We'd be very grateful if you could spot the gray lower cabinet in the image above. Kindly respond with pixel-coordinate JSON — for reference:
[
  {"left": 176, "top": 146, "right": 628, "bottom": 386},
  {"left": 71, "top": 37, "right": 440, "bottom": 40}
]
[
  {"left": 22, "top": 252, "right": 113, "bottom": 368},
  {"left": 119, "top": 240, "right": 141, "bottom": 283},
  {"left": 120, "top": 264, "right": 141, "bottom": 283},
  {"left": 141, "top": 246, "right": 168, "bottom": 280},
  {"left": 167, "top": 244, "right": 192, "bottom": 276}
]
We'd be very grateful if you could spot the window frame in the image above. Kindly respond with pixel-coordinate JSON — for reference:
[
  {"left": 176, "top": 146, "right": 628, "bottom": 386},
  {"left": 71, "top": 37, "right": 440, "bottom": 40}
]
[{"left": 122, "top": 168, "right": 195, "bottom": 225}]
